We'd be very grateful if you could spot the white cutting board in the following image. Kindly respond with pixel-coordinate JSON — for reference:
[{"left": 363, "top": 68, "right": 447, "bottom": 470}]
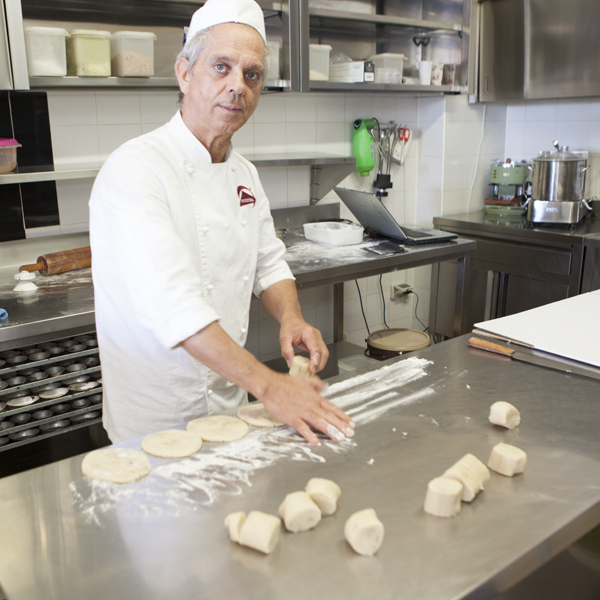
[{"left": 473, "top": 289, "right": 600, "bottom": 368}]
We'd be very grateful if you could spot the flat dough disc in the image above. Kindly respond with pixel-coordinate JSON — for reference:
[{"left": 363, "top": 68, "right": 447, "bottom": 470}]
[
  {"left": 81, "top": 448, "right": 151, "bottom": 484},
  {"left": 186, "top": 415, "right": 249, "bottom": 442},
  {"left": 141, "top": 429, "right": 203, "bottom": 458},
  {"left": 237, "top": 403, "right": 284, "bottom": 427}
]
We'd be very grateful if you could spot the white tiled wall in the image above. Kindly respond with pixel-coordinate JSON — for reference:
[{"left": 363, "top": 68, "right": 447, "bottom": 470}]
[{"left": 41, "top": 88, "right": 499, "bottom": 360}]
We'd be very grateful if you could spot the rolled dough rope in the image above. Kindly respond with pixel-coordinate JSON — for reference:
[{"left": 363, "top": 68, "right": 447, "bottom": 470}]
[
  {"left": 457, "top": 453, "right": 490, "bottom": 489},
  {"left": 489, "top": 401, "right": 521, "bottom": 429},
  {"left": 225, "top": 511, "right": 246, "bottom": 543},
  {"left": 424, "top": 477, "right": 463, "bottom": 517},
  {"left": 278, "top": 491, "right": 322, "bottom": 532},
  {"left": 305, "top": 477, "right": 342, "bottom": 515},
  {"left": 81, "top": 448, "right": 151, "bottom": 484},
  {"left": 237, "top": 402, "right": 284, "bottom": 427},
  {"left": 344, "top": 508, "right": 385, "bottom": 556},
  {"left": 443, "top": 462, "right": 481, "bottom": 502},
  {"left": 141, "top": 429, "right": 203, "bottom": 458},
  {"left": 186, "top": 414, "right": 249, "bottom": 442},
  {"left": 487, "top": 442, "right": 527, "bottom": 477},
  {"left": 238, "top": 511, "right": 281, "bottom": 555},
  {"left": 289, "top": 355, "right": 311, "bottom": 376}
]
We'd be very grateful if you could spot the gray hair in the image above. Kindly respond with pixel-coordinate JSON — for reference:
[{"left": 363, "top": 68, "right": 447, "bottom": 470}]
[{"left": 175, "top": 26, "right": 270, "bottom": 107}]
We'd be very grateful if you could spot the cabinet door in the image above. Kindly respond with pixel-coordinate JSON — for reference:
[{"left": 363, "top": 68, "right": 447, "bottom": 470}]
[{"left": 503, "top": 274, "right": 570, "bottom": 316}]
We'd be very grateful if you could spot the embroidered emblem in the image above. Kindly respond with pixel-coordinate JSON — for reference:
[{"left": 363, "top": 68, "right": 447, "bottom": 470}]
[{"left": 238, "top": 186, "right": 256, "bottom": 207}]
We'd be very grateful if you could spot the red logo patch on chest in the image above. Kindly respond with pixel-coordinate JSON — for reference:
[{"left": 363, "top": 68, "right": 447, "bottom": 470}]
[{"left": 238, "top": 186, "right": 256, "bottom": 207}]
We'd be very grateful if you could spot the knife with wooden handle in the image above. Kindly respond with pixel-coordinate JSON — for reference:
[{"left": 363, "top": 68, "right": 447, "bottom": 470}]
[{"left": 468, "top": 337, "right": 600, "bottom": 381}]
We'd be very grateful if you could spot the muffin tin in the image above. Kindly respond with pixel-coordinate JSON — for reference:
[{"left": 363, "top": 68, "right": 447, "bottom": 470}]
[{"left": 0, "top": 332, "right": 102, "bottom": 450}]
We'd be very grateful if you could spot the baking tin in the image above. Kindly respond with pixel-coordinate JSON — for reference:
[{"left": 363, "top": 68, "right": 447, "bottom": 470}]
[
  {"left": 0, "top": 350, "right": 21, "bottom": 358},
  {"left": 3, "top": 390, "right": 28, "bottom": 400},
  {"left": 70, "top": 398, "right": 90, "bottom": 409},
  {"left": 7, "top": 376, "right": 27, "bottom": 387},
  {"left": 8, "top": 428, "right": 39, "bottom": 440},
  {"left": 19, "top": 367, "right": 39, "bottom": 376},
  {"left": 66, "top": 363, "right": 85, "bottom": 372},
  {"left": 51, "top": 403, "right": 70, "bottom": 414},
  {"left": 45, "top": 366, "right": 65, "bottom": 377},
  {"left": 64, "top": 375, "right": 90, "bottom": 385},
  {"left": 0, "top": 381, "right": 8, "bottom": 391},
  {"left": 37, "top": 342, "right": 56, "bottom": 350},
  {"left": 28, "top": 351, "right": 50, "bottom": 362},
  {"left": 39, "top": 387, "right": 69, "bottom": 400},
  {"left": 85, "top": 339, "right": 98, "bottom": 348},
  {"left": 74, "top": 335, "right": 94, "bottom": 342},
  {"left": 0, "top": 421, "right": 14, "bottom": 431},
  {"left": 68, "top": 344, "right": 87, "bottom": 353},
  {"left": 0, "top": 436, "right": 9, "bottom": 446},
  {"left": 0, "top": 401, "right": 5, "bottom": 413},
  {"left": 32, "top": 409, "right": 53, "bottom": 420},
  {"left": 28, "top": 372, "right": 49, "bottom": 382},
  {"left": 7, "top": 396, "right": 39, "bottom": 408},
  {"left": 7, "top": 355, "right": 27, "bottom": 365},
  {"left": 10, "top": 412, "right": 32, "bottom": 424},
  {"left": 84, "top": 357, "right": 100, "bottom": 367},
  {"left": 48, "top": 346, "right": 65, "bottom": 356},
  {"left": 22, "top": 347, "right": 41, "bottom": 355},
  {"left": 0, "top": 359, "right": 5, "bottom": 367},
  {"left": 89, "top": 393, "right": 103, "bottom": 404},
  {"left": 33, "top": 381, "right": 62, "bottom": 393},
  {"left": 40, "top": 419, "right": 70, "bottom": 432},
  {"left": 70, "top": 411, "right": 98, "bottom": 423},
  {"left": 68, "top": 381, "right": 99, "bottom": 392},
  {"left": 59, "top": 359, "right": 77, "bottom": 367},
  {"left": 59, "top": 340, "right": 77, "bottom": 348}
]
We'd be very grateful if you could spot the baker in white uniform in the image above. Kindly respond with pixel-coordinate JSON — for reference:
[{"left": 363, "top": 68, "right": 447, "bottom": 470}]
[{"left": 89, "top": 0, "right": 354, "bottom": 445}]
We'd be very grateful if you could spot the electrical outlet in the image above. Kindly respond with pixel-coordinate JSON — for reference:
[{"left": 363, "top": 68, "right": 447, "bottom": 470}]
[{"left": 391, "top": 283, "right": 412, "bottom": 300}]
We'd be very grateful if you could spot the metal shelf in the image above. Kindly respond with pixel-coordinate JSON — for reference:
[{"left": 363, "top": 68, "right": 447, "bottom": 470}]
[{"left": 309, "top": 81, "right": 463, "bottom": 93}]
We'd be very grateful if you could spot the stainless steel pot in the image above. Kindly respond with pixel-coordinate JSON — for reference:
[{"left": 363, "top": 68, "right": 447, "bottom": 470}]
[{"left": 529, "top": 141, "right": 588, "bottom": 201}]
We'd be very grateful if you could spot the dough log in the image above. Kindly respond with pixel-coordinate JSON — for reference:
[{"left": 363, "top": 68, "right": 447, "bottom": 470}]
[
  {"left": 489, "top": 401, "right": 521, "bottom": 429},
  {"left": 344, "top": 508, "right": 385, "bottom": 556},
  {"left": 443, "top": 462, "right": 481, "bottom": 502},
  {"left": 424, "top": 476, "right": 463, "bottom": 517},
  {"left": 305, "top": 477, "right": 342, "bottom": 516},
  {"left": 225, "top": 511, "right": 246, "bottom": 543},
  {"left": 237, "top": 511, "right": 281, "bottom": 555},
  {"left": 487, "top": 442, "right": 527, "bottom": 476},
  {"left": 289, "top": 355, "right": 311, "bottom": 377},
  {"left": 457, "top": 453, "right": 490, "bottom": 489},
  {"left": 278, "top": 491, "right": 322, "bottom": 532}
]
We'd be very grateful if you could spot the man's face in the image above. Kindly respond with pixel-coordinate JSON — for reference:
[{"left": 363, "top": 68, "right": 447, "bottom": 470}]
[{"left": 177, "top": 23, "right": 265, "bottom": 141}]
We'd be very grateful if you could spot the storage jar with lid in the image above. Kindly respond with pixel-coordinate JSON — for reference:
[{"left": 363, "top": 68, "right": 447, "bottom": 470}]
[
  {"left": 24, "top": 27, "right": 69, "bottom": 76},
  {"left": 111, "top": 31, "right": 157, "bottom": 77},
  {"left": 0, "top": 139, "right": 21, "bottom": 174},
  {"left": 66, "top": 30, "right": 112, "bottom": 77}
]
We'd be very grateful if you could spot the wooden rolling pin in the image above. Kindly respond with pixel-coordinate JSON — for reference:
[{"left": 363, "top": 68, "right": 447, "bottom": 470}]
[{"left": 19, "top": 246, "right": 91, "bottom": 276}]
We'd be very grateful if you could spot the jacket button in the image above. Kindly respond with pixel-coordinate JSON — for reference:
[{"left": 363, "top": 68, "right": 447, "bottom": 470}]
[
  {"left": 207, "top": 389, "right": 213, "bottom": 396},
  {"left": 207, "top": 284, "right": 214, "bottom": 291},
  {"left": 203, "top": 226, "right": 209, "bottom": 233},
  {"left": 240, "top": 327, "right": 247, "bottom": 335},
  {"left": 242, "top": 276, "right": 249, "bottom": 283},
  {"left": 241, "top": 220, "right": 247, "bottom": 227},
  {"left": 187, "top": 167, "right": 194, "bottom": 174}
]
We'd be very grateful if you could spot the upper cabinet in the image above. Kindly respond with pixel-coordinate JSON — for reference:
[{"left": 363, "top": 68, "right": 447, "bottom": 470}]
[{"left": 1, "top": 0, "right": 469, "bottom": 94}]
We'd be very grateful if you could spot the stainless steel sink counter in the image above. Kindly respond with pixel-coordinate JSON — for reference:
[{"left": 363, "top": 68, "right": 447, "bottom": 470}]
[{"left": 0, "top": 336, "right": 599, "bottom": 600}]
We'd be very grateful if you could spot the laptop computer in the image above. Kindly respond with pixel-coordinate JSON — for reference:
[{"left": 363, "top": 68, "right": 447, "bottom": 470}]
[{"left": 333, "top": 187, "right": 458, "bottom": 245}]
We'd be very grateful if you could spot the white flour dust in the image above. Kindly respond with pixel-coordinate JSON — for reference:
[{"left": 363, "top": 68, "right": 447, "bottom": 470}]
[{"left": 71, "top": 357, "right": 433, "bottom": 524}]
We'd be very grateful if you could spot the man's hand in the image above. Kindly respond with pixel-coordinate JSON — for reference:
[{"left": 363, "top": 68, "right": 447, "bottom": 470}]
[{"left": 279, "top": 316, "right": 329, "bottom": 375}]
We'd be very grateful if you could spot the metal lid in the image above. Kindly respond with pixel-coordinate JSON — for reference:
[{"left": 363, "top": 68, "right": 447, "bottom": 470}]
[
  {"left": 367, "top": 328, "right": 430, "bottom": 351},
  {"left": 69, "top": 29, "right": 112, "bottom": 38},
  {"left": 113, "top": 31, "right": 157, "bottom": 40},
  {"left": 536, "top": 141, "right": 588, "bottom": 162},
  {"left": 25, "top": 26, "right": 69, "bottom": 36}
]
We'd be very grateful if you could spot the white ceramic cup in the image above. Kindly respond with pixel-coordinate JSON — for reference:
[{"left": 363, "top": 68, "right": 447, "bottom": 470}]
[
  {"left": 419, "top": 61, "right": 432, "bottom": 85},
  {"left": 431, "top": 62, "right": 444, "bottom": 85}
]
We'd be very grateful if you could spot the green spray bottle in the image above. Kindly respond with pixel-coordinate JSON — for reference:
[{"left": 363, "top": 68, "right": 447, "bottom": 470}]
[{"left": 352, "top": 118, "right": 376, "bottom": 177}]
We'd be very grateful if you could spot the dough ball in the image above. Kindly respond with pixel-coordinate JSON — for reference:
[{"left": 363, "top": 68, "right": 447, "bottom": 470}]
[
  {"left": 237, "top": 403, "right": 284, "bottom": 427},
  {"left": 289, "top": 355, "right": 311, "bottom": 376},
  {"left": 238, "top": 510, "right": 281, "bottom": 555},
  {"left": 424, "top": 477, "right": 462, "bottom": 517},
  {"left": 305, "top": 477, "right": 342, "bottom": 515},
  {"left": 344, "top": 508, "right": 385, "bottom": 556},
  {"left": 457, "top": 453, "right": 490, "bottom": 489},
  {"left": 489, "top": 401, "right": 521, "bottom": 429},
  {"left": 487, "top": 442, "right": 527, "bottom": 477},
  {"left": 187, "top": 415, "right": 249, "bottom": 442},
  {"left": 225, "top": 511, "right": 246, "bottom": 543},
  {"left": 81, "top": 448, "right": 151, "bottom": 484},
  {"left": 278, "top": 491, "right": 322, "bottom": 532},
  {"left": 141, "top": 429, "right": 202, "bottom": 458},
  {"left": 443, "top": 462, "right": 481, "bottom": 503}
]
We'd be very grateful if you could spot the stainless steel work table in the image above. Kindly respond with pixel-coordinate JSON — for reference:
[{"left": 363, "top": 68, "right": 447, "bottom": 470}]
[{"left": 1, "top": 336, "right": 599, "bottom": 600}]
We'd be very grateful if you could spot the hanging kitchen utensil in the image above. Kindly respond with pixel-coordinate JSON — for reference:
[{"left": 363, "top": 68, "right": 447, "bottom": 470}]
[
  {"left": 392, "top": 127, "right": 412, "bottom": 166},
  {"left": 19, "top": 246, "right": 91, "bottom": 276}
]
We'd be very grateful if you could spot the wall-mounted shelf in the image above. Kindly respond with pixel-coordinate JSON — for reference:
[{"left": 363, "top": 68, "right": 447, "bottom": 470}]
[
  {"left": 0, "top": 163, "right": 99, "bottom": 185},
  {"left": 309, "top": 81, "right": 462, "bottom": 93}
]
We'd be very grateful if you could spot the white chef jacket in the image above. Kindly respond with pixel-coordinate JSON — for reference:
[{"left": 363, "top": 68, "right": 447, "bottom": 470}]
[{"left": 89, "top": 111, "right": 294, "bottom": 443}]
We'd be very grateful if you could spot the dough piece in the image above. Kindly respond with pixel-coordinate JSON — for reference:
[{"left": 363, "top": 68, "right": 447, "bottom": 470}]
[
  {"left": 238, "top": 510, "right": 281, "bottom": 555},
  {"left": 443, "top": 462, "right": 481, "bottom": 502},
  {"left": 225, "top": 511, "right": 246, "bottom": 543},
  {"left": 81, "top": 448, "right": 151, "bottom": 484},
  {"left": 278, "top": 491, "right": 322, "bottom": 532},
  {"left": 237, "top": 403, "right": 284, "bottom": 427},
  {"left": 344, "top": 508, "right": 385, "bottom": 556},
  {"left": 489, "top": 401, "right": 521, "bottom": 429},
  {"left": 305, "top": 477, "right": 342, "bottom": 515},
  {"left": 487, "top": 442, "right": 527, "bottom": 477},
  {"left": 141, "top": 429, "right": 203, "bottom": 458},
  {"left": 457, "top": 453, "right": 490, "bottom": 489},
  {"left": 424, "top": 477, "right": 463, "bottom": 517},
  {"left": 187, "top": 415, "right": 249, "bottom": 442},
  {"left": 289, "top": 355, "right": 311, "bottom": 377}
]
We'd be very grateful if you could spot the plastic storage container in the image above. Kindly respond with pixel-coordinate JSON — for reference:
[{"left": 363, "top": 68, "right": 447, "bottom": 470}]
[
  {"left": 111, "top": 31, "right": 157, "bottom": 77},
  {"left": 0, "top": 139, "right": 21, "bottom": 174},
  {"left": 24, "top": 27, "right": 69, "bottom": 76},
  {"left": 303, "top": 222, "right": 364, "bottom": 246},
  {"left": 368, "top": 53, "right": 404, "bottom": 83},
  {"left": 337, "top": 355, "right": 378, "bottom": 374},
  {"left": 66, "top": 30, "right": 112, "bottom": 76},
  {"left": 309, "top": 44, "right": 332, "bottom": 81}
]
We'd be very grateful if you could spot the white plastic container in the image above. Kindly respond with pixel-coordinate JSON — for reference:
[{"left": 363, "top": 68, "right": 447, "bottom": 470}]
[
  {"left": 0, "top": 139, "right": 21, "bottom": 174},
  {"left": 338, "top": 355, "right": 378, "bottom": 374},
  {"left": 111, "top": 31, "right": 156, "bottom": 77},
  {"left": 368, "top": 53, "right": 404, "bottom": 81},
  {"left": 309, "top": 44, "right": 332, "bottom": 81},
  {"left": 266, "top": 41, "right": 281, "bottom": 80},
  {"left": 303, "top": 222, "right": 364, "bottom": 246},
  {"left": 24, "top": 27, "right": 69, "bottom": 76},
  {"left": 67, "top": 29, "right": 112, "bottom": 77}
]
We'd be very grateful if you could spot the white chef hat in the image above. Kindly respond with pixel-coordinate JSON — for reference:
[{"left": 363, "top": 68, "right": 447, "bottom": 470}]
[{"left": 186, "top": 0, "right": 267, "bottom": 45}]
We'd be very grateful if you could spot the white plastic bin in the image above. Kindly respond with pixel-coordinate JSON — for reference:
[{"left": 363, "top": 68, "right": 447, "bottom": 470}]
[
  {"left": 66, "top": 29, "right": 112, "bottom": 76},
  {"left": 309, "top": 44, "right": 332, "bottom": 81},
  {"left": 111, "top": 31, "right": 157, "bottom": 77},
  {"left": 24, "top": 27, "right": 69, "bottom": 76},
  {"left": 368, "top": 53, "right": 404, "bottom": 82}
]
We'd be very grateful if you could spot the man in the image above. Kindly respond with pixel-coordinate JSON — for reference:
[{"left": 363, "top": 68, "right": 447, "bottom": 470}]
[{"left": 89, "top": 0, "right": 354, "bottom": 445}]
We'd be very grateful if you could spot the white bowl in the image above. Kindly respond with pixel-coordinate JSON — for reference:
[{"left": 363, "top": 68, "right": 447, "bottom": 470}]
[{"left": 303, "top": 222, "right": 364, "bottom": 246}]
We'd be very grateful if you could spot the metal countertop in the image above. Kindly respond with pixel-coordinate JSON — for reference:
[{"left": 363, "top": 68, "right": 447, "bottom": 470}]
[{"left": 0, "top": 336, "right": 599, "bottom": 600}]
